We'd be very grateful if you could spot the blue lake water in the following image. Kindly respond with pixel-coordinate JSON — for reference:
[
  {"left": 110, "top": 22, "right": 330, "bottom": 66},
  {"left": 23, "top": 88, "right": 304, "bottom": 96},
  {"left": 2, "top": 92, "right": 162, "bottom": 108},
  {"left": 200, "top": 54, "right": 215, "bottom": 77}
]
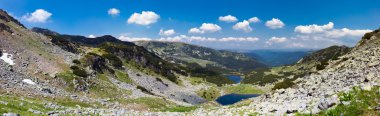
[
  {"left": 216, "top": 94, "right": 260, "bottom": 105},
  {"left": 225, "top": 75, "right": 242, "bottom": 83}
]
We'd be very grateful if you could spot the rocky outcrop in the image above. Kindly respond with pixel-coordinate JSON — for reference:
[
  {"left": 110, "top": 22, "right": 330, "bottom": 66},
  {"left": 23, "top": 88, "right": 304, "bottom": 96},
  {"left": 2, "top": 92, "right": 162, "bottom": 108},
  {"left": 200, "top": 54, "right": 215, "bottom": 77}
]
[
  {"left": 190, "top": 28, "right": 380, "bottom": 115},
  {"left": 0, "top": 9, "right": 25, "bottom": 28},
  {"left": 298, "top": 45, "right": 351, "bottom": 64}
]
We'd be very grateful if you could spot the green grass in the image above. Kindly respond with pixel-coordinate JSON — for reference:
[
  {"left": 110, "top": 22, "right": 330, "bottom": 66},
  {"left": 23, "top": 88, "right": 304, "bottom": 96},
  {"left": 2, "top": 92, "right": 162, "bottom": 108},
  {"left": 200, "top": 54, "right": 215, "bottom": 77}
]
[
  {"left": 162, "top": 106, "right": 199, "bottom": 112},
  {"left": 222, "top": 84, "right": 264, "bottom": 94},
  {"left": 0, "top": 95, "right": 52, "bottom": 115},
  {"left": 115, "top": 70, "right": 133, "bottom": 84},
  {"left": 317, "top": 86, "right": 380, "bottom": 116},
  {"left": 187, "top": 77, "right": 209, "bottom": 85},
  {"left": 88, "top": 74, "right": 131, "bottom": 98},
  {"left": 0, "top": 93, "right": 99, "bottom": 116},
  {"left": 123, "top": 97, "right": 175, "bottom": 111},
  {"left": 197, "top": 87, "right": 221, "bottom": 101}
]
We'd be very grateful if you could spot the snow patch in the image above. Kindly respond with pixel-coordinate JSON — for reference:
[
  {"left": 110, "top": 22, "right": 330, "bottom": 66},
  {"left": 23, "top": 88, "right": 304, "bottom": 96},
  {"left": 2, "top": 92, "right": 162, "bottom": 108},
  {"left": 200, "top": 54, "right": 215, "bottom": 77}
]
[
  {"left": 0, "top": 53, "right": 15, "bottom": 65},
  {"left": 22, "top": 79, "right": 36, "bottom": 85}
]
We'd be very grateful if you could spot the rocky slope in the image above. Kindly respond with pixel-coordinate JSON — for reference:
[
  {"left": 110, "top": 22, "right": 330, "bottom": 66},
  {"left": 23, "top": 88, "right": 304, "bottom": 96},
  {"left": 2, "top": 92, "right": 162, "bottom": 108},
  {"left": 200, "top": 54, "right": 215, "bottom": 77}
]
[
  {"left": 191, "top": 28, "right": 380, "bottom": 115},
  {"left": 242, "top": 45, "right": 351, "bottom": 90},
  {"left": 0, "top": 9, "right": 214, "bottom": 115}
]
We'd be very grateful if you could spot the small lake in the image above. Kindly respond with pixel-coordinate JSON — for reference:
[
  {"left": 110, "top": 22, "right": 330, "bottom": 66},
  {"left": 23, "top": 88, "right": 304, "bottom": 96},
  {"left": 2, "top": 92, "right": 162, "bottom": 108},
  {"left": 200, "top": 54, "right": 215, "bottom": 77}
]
[
  {"left": 225, "top": 75, "right": 243, "bottom": 83},
  {"left": 216, "top": 94, "right": 260, "bottom": 105}
]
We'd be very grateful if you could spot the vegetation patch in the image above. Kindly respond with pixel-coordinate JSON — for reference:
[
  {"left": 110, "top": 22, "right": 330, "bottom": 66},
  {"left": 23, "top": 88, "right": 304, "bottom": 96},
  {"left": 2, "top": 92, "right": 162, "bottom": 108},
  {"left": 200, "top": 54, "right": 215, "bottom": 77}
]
[
  {"left": 137, "top": 85, "right": 154, "bottom": 95},
  {"left": 0, "top": 93, "right": 99, "bottom": 115},
  {"left": 102, "top": 53, "right": 123, "bottom": 69},
  {"left": 162, "top": 106, "right": 199, "bottom": 112},
  {"left": 222, "top": 84, "right": 264, "bottom": 94},
  {"left": 197, "top": 87, "right": 221, "bottom": 101},
  {"left": 124, "top": 97, "right": 175, "bottom": 111},
  {"left": 272, "top": 78, "right": 297, "bottom": 90},
  {"left": 115, "top": 70, "right": 133, "bottom": 84},
  {"left": 70, "top": 65, "right": 88, "bottom": 77},
  {"left": 318, "top": 86, "right": 380, "bottom": 116}
]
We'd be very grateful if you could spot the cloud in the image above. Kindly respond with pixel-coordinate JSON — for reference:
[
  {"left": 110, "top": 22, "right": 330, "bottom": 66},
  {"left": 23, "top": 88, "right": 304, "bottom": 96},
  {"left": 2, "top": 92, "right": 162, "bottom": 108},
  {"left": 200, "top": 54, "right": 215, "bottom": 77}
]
[
  {"left": 325, "top": 28, "right": 372, "bottom": 38},
  {"left": 294, "top": 22, "right": 372, "bottom": 38},
  {"left": 188, "top": 23, "right": 222, "bottom": 34},
  {"left": 118, "top": 34, "right": 259, "bottom": 43},
  {"left": 219, "top": 15, "right": 238, "bottom": 22},
  {"left": 295, "top": 22, "right": 334, "bottom": 34},
  {"left": 219, "top": 37, "right": 259, "bottom": 42},
  {"left": 88, "top": 35, "right": 96, "bottom": 38},
  {"left": 159, "top": 29, "right": 176, "bottom": 36},
  {"left": 188, "top": 28, "right": 204, "bottom": 34},
  {"left": 22, "top": 9, "right": 52, "bottom": 23},
  {"left": 158, "top": 35, "right": 259, "bottom": 42},
  {"left": 233, "top": 20, "right": 252, "bottom": 32},
  {"left": 248, "top": 17, "right": 260, "bottom": 23},
  {"left": 266, "top": 37, "right": 287, "bottom": 45},
  {"left": 108, "top": 8, "right": 120, "bottom": 16},
  {"left": 127, "top": 11, "right": 160, "bottom": 25},
  {"left": 283, "top": 22, "right": 372, "bottom": 49},
  {"left": 286, "top": 42, "right": 306, "bottom": 48},
  {"left": 265, "top": 18, "right": 285, "bottom": 29},
  {"left": 118, "top": 36, "right": 152, "bottom": 41}
]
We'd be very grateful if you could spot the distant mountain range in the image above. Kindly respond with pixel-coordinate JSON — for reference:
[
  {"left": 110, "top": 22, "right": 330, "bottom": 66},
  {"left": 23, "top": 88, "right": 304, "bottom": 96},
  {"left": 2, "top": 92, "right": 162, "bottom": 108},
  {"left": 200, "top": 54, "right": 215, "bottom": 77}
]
[
  {"left": 243, "top": 49, "right": 312, "bottom": 67},
  {"left": 134, "top": 41, "right": 267, "bottom": 72}
]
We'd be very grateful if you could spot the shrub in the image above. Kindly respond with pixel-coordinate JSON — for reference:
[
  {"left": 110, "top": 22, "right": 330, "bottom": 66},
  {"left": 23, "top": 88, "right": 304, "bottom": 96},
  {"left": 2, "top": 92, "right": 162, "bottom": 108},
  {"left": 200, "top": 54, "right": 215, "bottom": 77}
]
[
  {"left": 70, "top": 66, "right": 88, "bottom": 77},
  {"left": 137, "top": 85, "right": 154, "bottom": 95},
  {"left": 73, "top": 68, "right": 88, "bottom": 77},
  {"left": 70, "top": 65, "right": 79, "bottom": 70},
  {"left": 102, "top": 53, "right": 123, "bottom": 68},
  {"left": 72, "top": 59, "right": 81, "bottom": 64},
  {"left": 331, "top": 56, "right": 339, "bottom": 60},
  {"left": 316, "top": 64, "right": 325, "bottom": 70},
  {"left": 321, "top": 61, "right": 329, "bottom": 65},
  {"left": 272, "top": 79, "right": 295, "bottom": 90}
]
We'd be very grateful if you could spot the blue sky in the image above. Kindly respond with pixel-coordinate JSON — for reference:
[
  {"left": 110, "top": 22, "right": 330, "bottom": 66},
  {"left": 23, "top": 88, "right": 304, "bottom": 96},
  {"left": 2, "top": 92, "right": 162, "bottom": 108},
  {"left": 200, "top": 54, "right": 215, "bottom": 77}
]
[{"left": 1, "top": 0, "right": 379, "bottom": 50}]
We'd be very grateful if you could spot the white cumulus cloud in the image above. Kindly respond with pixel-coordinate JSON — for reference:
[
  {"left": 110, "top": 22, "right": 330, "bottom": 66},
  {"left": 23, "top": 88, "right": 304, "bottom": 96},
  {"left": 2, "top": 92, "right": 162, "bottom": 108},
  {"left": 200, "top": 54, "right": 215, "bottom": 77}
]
[
  {"left": 219, "top": 37, "right": 259, "bottom": 42},
  {"left": 88, "top": 35, "right": 96, "bottom": 38},
  {"left": 118, "top": 36, "right": 152, "bottom": 42},
  {"left": 127, "top": 11, "right": 160, "bottom": 25},
  {"left": 219, "top": 15, "right": 238, "bottom": 23},
  {"left": 108, "top": 8, "right": 120, "bottom": 16},
  {"left": 325, "top": 28, "right": 372, "bottom": 38},
  {"left": 295, "top": 22, "right": 334, "bottom": 34},
  {"left": 294, "top": 22, "right": 372, "bottom": 38},
  {"left": 118, "top": 34, "right": 259, "bottom": 43},
  {"left": 266, "top": 37, "right": 287, "bottom": 45},
  {"left": 159, "top": 29, "right": 176, "bottom": 36},
  {"left": 188, "top": 23, "right": 222, "bottom": 34},
  {"left": 265, "top": 18, "right": 285, "bottom": 29},
  {"left": 233, "top": 20, "right": 252, "bottom": 32},
  {"left": 248, "top": 17, "right": 260, "bottom": 23},
  {"left": 22, "top": 9, "right": 52, "bottom": 23}
]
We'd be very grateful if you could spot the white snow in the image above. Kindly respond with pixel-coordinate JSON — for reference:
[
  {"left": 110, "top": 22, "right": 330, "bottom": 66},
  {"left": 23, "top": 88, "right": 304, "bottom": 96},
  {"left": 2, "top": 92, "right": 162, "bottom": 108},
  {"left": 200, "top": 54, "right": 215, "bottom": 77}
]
[
  {"left": 22, "top": 79, "right": 36, "bottom": 85},
  {"left": 0, "top": 53, "right": 15, "bottom": 65}
]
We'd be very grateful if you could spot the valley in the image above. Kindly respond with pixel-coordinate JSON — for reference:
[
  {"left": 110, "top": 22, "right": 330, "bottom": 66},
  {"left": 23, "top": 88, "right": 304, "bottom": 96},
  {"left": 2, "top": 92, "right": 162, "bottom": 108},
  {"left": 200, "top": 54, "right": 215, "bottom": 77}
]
[{"left": 0, "top": 8, "right": 380, "bottom": 116}]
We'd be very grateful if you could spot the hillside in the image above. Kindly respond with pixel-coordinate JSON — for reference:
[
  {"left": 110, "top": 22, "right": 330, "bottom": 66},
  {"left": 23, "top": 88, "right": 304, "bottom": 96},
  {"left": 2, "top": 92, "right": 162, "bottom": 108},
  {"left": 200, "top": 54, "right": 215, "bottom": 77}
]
[
  {"left": 242, "top": 45, "right": 352, "bottom": 89},
  {"left": 192, "top": 29, "right": 380, "bottom": 115},
  {"left": 245, "top": 49, "right": 311, "bottom": 67},
  {"left": 134, "top": 41, "right": 266, "bottom": 72},
  {"left": 0, "top": 9, "right": 217, "bottom": 115}
]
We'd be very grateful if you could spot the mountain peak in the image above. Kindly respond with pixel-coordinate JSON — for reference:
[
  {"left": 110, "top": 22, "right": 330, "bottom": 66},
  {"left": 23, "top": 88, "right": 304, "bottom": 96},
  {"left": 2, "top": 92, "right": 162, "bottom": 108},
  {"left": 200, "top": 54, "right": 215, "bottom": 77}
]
[
  {"left": 31, "top": 27, "right": 60, "bottom": 36},
  {"left": 0, "top": 9, "right": 25, "bottom": 28}
]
